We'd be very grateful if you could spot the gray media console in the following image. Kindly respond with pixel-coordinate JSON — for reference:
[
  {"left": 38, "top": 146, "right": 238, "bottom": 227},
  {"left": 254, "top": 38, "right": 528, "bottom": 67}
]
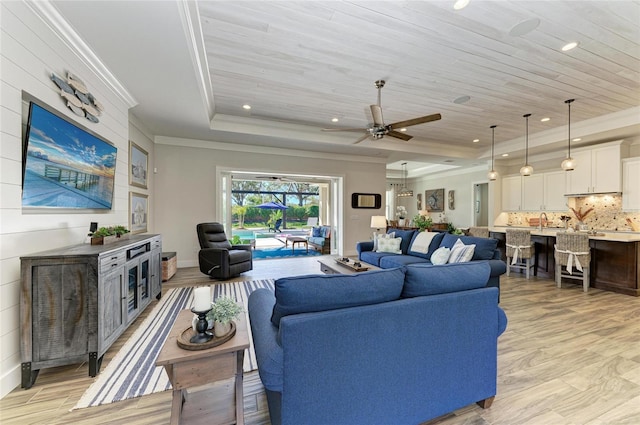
[{"left": 20, "top": 234, "right": 162, "bottom": 389}]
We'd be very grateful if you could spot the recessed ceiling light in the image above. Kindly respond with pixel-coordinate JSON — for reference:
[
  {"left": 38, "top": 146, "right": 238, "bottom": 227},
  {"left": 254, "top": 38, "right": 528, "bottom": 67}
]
[
  {"left": 540, "top": 117, "right": 550, "bottom": 122},
  {"left": 453, "top": 95, "right": 471, "bottom": 104},
  {"left": 572, "top": 137, "right": 581, "bottom": 142},
  {"left": 242, "top": 104, "right": 251, "bottom": 110},
  {"left": 453, "top": 0, "right": 470, "bottom": 10},
  {"left": 473, "top": 139, "right": 480, "bottom": 143},
  {"left": 502, "top": 153, "right": 509, "bottom": 157},
  {"left": 331, "top": 117, "right": 339, "bottom": 122},
  {"left": 509, "top": 18, "right": 540, "bottom": 37},
  {"left": 399, "top": 128, "right": 407, "bottom": 132},
  {"left": 562, "top": 41, "right": 579, "bottom": 52}
]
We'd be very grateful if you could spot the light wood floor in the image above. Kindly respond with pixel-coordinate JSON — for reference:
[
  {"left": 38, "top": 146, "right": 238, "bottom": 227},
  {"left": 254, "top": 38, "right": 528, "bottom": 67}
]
[{"left": 2, "top": 256, "right": 640, "bottom": 424}]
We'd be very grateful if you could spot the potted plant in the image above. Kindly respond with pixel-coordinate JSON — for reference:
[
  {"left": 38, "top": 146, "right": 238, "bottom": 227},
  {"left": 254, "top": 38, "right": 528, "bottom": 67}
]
[
  {"left": 113, "top": 225, "right": 130, "bottom": 239},
  {"left": 91, "top": 226, "right": 117, "bottom": 245},
  {"left": 413, "top": 214, "right": 433, "bottom": 232},
  {"left": 207, "top": 296, "right": 244, "bottom": 337}
]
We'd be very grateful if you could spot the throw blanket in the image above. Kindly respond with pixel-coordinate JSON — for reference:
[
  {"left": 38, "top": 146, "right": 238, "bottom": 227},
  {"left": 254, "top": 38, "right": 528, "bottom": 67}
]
[{"left": 410, "top": 231, "right": 438, "bottom": 254}]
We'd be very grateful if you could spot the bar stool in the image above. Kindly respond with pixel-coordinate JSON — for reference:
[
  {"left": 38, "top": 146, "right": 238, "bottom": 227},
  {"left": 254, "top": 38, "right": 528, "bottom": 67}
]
[
  {"left": 468, "top": 227, "right": 489, "bottom": 238},
  {"left": 506, "top": 229, "right": 535, "bottom": 279},
  {"left": 554, "top": 232, "right": 591, "bottom": 292}
]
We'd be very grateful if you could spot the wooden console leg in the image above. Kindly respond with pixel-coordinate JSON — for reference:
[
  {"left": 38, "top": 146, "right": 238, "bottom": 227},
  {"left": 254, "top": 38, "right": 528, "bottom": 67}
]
[{"left": 477, "top": 396, "right": 495, "bottom": 409}]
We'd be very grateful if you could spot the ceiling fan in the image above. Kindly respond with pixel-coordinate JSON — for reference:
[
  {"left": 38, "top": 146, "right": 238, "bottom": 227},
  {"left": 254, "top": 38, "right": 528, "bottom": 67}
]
[
  {"left": 254, "top": 175, "right": 295, "bottom": 182},
  {"left": 322, "top": 80, "right": 442, "bottom": 144}
]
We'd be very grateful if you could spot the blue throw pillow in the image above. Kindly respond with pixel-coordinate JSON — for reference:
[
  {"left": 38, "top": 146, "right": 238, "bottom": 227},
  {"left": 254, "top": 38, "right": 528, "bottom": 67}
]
[
  {"left": 312, "top": 226, "right": 322, "bottom": 237},
  {"left": 388, "top": 228, "right": 417, "bottom": 254},
  {"left": 271, "top": 268, "right": 406, "bottom": 326},
  {"left": 408, "top": 231, "right": 445, "bottom": 259},
  {"left": 461, "top": 236, "right": 498, "bottom": 261},
  {"left": 401, "top": 262, "right": 490, "bottom": 297}
]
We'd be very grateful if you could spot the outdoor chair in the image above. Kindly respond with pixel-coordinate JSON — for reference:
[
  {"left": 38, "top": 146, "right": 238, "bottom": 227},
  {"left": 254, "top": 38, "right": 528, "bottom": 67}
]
[
  {"left": 269, "top": 218, "right": 282, "bottom": 233},
  {"left": 197, "top": 222, "right": 253, "bottom": 279}
]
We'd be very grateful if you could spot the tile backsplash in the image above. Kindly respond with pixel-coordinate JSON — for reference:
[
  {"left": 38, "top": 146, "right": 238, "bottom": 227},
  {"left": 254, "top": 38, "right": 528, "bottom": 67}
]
[{"left": 507, "top": 195, "right": 640, "bottom": 231}]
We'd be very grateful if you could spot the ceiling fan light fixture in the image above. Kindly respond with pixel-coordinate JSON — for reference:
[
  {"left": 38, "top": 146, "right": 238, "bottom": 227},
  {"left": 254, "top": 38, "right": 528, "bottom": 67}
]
[
  {"left": 520, "top": 113, "right": 533, "bottom": 176},
  {"left": 562, "top": 99, "right": 576, "bottom": 171},
  {"left": 488, "top": 125, "right": 498, "bottom": 181}
]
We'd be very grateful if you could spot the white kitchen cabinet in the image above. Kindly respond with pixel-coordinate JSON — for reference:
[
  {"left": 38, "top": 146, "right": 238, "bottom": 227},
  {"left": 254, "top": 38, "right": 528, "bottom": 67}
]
[
  {"left": 543, "top": 171, "right": 568, "bottom": 211},
  {"left": 502, "top": 171, "right": 567, "bottom": 212},
  {"left": 522, "top": 174, "right": 544, "bottom": 211},
  {"left": 502, "top": 175, "right": 522, "bottom": 211},
  {"left": 622, "top": 157, "right": 640, "bottom": 210},
  {"left": 565, "top": 142, "right": 628, "bottom": 194}
]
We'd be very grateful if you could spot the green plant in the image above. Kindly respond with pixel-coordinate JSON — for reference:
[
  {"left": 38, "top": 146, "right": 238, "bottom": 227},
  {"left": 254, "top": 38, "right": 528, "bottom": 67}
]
[
  {"left": 92, "top": 225, "right": 129, "bottom": 237},
  {"left": 230, "top": 235, "right": 242, "bottom": 245},
  {"left": 413, "top": 215, "right": 433, "bottom": 232},
  {"left": 92, "top": 226, "right": 116, "bottom": 237},
  {"left": 206, "top": 297, "right": 243, "bottom": 324},
  {"left": 112, "top": 225, "right": 129, "bottom": 236},
  {"left": 447, "top": 222, "right": 464, "bottom": 235}
]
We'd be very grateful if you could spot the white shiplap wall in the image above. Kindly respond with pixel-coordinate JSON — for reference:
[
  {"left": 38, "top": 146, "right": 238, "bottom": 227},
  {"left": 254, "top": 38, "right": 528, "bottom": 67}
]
[{"left": 0, "top": 1, "right": 131, "bottom": 398}]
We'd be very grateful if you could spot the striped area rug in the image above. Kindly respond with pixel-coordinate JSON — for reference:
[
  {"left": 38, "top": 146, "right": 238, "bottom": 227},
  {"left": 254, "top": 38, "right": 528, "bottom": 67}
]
[{"left": 72, "top": 279, "right": 274, "bottom": 410}]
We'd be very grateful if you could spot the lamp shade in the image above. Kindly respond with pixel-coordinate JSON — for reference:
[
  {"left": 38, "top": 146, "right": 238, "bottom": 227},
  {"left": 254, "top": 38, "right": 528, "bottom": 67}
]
[{"left": 370, "top": 216, "right": 387, "bottom": 229}]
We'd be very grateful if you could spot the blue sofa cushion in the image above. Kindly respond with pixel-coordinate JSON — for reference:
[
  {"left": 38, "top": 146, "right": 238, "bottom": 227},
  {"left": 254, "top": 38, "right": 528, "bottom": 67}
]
[
  {"left": 307, "top": 236, "right": 326, "bottom": 246},
  {"left": 408, "top": 231, "right": 445, "bottom": 259},
  {"left": 312, "top": 226, "right": 322, "bottom": 237},
  {"left": 387, "top": 228, "right": 417, "bottom": 254},
  {"left": 360, "top": 250, "right": 392, "bottom": 266},
  {"left": 271, "top": 268, "right": 406, "bottom": 326},
  {"left": 379, "top": 254, "right": 429, "bottom": 268},
  {"left": 402, "top": 262, "right": 491, "bottom": 297},
  {"left": 440, "top": 234, "right": 498, "bottom": 261}
]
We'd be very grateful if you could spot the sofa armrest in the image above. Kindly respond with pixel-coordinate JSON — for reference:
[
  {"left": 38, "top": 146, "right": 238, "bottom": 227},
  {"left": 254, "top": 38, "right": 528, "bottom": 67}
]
[
  {"left": 248, "top": 289, "right": 283, "bottom": 392},
  {"left": 498, "top": 307, "right": 508, "bottom": 336},
  {"left": 356, "top": 241, "right": 374, "bottom": 254}
]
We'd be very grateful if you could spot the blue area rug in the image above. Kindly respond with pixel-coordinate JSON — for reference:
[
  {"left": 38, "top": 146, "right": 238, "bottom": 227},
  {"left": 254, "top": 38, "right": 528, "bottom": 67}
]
[{"left": 253, "top": 246, "right": 321, "bottom": 260}]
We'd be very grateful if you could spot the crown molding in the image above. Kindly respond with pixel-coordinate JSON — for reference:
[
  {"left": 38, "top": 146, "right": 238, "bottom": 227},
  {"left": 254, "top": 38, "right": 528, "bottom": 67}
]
[
  {"left": 177, "top": 0, "right": 215, "bottom": 121},
  {"left": 25, "top": 0, "right": 137, "bottom": 108}
]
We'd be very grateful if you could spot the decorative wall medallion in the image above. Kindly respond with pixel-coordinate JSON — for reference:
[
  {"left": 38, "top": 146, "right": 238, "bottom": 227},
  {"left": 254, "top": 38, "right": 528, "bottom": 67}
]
[
  {"left": 448, "top": 190, "right": 455, "bottom": 210},
  {"left": 51, "top": 72, "right": 103, "bottom": 123}
]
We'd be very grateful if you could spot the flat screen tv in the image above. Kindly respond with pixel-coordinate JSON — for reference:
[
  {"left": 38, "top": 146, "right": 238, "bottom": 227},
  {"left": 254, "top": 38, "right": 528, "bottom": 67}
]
[{"left": 22, "top": 101, "right": 117, "bottom": 209}]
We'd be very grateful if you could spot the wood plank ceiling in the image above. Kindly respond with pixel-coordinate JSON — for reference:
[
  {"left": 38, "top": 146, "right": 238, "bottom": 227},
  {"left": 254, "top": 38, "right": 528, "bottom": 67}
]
[{"left": 197, "top": 0, "right": 640, "bottom": 168}]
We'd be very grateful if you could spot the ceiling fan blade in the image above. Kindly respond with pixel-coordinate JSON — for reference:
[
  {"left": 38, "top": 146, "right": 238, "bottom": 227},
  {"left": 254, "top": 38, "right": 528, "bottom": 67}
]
[
  {"left": 370, "top": 104, "right": 384, "bottom": 127},
  {"left": 387, "top": 130, "right": 413, "bottom": 141},
  {"left": 322, "top": 127, "right": 367, "bottom": 132},
  {"left": 389, "top": 113, "right": 441, "bottom": 129},
  {"left": 353, "top": 133, "right": 371, "bottom": 144}
]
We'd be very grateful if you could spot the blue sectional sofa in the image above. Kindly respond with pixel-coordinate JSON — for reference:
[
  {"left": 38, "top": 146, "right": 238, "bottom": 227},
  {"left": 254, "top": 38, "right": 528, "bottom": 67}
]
[
  {"left": 357, "top": 229, "right": 506, "bottom": 292},
  {"left": 248, "top": 263, "right": 508, "bottom": 425}
]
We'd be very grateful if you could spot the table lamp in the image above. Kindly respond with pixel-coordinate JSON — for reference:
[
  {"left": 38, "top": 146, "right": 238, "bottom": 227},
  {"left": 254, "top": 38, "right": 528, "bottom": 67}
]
[{"left": 370, "top": 216, "right": 387, "bottom": 233}]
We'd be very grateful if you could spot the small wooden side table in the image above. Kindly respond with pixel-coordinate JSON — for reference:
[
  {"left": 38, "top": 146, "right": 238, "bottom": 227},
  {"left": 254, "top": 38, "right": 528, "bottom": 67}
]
[{"left": 156, "top": 309, "right": 250, "bottom": 425}]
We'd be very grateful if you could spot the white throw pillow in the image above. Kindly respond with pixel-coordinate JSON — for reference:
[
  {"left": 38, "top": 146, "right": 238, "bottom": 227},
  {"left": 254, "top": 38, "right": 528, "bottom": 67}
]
[
  {"left": 431, "top": 247, "right": 451, "bottom": 265},
  {"left": 373, "top": 231, "right": 395, "bottom": 251},
  {"left": 376, "top": 237, "right": 402, "bottom": 254},
  {"left": 448, "top": 239, "right": 476, "bottom": 263}
]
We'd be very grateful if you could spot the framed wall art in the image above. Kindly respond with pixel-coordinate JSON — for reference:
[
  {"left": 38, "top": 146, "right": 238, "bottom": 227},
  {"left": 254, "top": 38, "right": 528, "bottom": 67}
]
[
  {"left": 129, "top": 141, "right": 148, "bottom": 189},
  {"left": 417, "top": 193, "right": 422, "bottom": 210},
  {"left": 129, "top": 192, "right": 148, "bottom": 234},
  {"left": 425, "top": 188, "right": 445, "bottom": 212}
]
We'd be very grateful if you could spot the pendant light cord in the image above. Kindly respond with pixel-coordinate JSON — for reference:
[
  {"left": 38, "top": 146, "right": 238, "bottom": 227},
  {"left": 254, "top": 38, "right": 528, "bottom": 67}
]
[
  {"left": 523, "top": 114, "right": 531, "bottom": 164},
  {"left": 490, "top": 125, "right": 496, "bottom": 169},
  {"left": 565, "top": 99, "right": 574, "bottom": 158}
]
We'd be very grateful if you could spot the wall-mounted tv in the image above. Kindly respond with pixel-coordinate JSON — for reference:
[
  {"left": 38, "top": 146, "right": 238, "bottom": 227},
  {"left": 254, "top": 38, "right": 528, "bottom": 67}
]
[{"left": 22, "top": 101, "right": 117, "bottom": 209}]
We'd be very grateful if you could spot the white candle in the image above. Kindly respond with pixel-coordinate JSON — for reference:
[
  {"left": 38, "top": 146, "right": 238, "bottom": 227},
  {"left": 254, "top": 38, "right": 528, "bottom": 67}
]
[{"left": 193, "top": 287, "right": 211, "bottom": 311}]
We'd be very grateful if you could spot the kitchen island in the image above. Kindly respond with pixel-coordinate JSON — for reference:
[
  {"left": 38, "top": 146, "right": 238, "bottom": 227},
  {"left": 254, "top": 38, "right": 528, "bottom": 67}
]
[{"left": 490, "top": 227, "right": 640, "bottom": 296}]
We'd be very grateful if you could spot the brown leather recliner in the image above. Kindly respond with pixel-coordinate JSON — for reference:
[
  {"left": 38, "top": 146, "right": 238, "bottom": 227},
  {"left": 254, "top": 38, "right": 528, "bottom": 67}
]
[{"left": 197, "top": 223, "right": 253, "bottom": 279}]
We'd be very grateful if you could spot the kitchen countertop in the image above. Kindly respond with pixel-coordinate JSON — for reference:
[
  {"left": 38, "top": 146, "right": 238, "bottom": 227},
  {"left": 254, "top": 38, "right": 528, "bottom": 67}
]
[{"left": 490, "top": 226, "right": 640, "bottom": 242}]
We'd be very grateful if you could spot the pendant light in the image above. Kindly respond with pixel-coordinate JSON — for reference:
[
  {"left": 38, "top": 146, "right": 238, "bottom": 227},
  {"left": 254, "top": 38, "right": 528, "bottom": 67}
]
[
  {"left": 519, "top": 113, "right": 534, "bottom": 176},
  {"left": 561, "top": 99, "right": 576, "bottom": 171},
  {"left": 487, "top": 125, "right": 498, "bottom": 181},
  {"left": 397, "top": 162, "right": 413, "bottom": 197}
]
